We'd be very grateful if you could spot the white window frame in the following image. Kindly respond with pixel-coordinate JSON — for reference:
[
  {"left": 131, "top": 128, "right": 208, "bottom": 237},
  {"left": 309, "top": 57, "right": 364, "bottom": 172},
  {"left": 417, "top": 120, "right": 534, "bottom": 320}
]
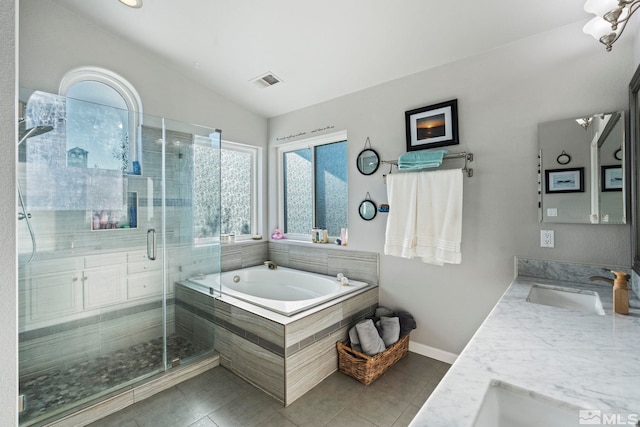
[
  {"left": 59, "top": 66, "right": 143, "bottom": 171},
  {"left": 276, "top": 130, "right": 348, "bottom": 241},
  {"left": 221, "top": 140, "right": 261, "bottom": 240}
]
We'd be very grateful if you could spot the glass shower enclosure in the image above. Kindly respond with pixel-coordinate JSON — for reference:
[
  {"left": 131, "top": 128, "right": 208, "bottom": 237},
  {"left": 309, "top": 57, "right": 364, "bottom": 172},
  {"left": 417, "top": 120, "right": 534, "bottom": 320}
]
[{"left": 17, "top": 89, "right": 221, "bottom": 425}]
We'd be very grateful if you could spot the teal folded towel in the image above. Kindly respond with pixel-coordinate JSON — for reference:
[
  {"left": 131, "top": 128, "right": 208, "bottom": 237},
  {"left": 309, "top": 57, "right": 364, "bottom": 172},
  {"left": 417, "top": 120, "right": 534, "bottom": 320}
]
[{"left": 398, "top": 149, "right": 448, "bottom": 170}]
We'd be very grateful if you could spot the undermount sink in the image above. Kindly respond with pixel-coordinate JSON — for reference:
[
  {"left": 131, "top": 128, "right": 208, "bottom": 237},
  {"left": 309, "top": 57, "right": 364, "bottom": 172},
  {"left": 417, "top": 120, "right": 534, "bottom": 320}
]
[
  {"left": 526, "top": 284, "right": 605, "bottom": 315},
  {"left": 473, "top": 380, "right": 584, "bottom": 427}
]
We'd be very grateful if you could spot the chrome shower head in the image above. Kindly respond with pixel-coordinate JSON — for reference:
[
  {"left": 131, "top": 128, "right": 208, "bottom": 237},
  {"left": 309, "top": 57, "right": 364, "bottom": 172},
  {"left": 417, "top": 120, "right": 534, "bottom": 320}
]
[{"left": 18, "top": 122, "right": 54, "bottom": 145}]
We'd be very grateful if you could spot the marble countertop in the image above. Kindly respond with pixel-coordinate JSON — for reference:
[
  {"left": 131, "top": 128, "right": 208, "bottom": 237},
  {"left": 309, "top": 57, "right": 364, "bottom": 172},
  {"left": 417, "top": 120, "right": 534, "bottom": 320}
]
[{"left": 409, "top": 275, "right": 640, "bottom": 426}]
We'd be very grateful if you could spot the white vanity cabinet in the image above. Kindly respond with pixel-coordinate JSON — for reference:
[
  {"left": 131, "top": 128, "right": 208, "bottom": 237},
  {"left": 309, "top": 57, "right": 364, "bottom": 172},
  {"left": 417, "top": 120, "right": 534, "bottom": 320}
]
[
  {"left": 83, "top": 253, "right": 127, "bottom": 310},
  {"left": 22, "top": 253, "right": 128, "bottom": 328},
  {"left": 22, "top": 257, "right": 84, "bottom": 326},
  {"left": 126, "top": 250, "right": 163, "bottom": 300}
]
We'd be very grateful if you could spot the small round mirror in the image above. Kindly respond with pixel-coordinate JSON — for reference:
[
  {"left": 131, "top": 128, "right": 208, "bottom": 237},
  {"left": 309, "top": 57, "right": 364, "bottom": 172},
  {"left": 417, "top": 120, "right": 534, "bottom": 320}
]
[
  {"left": 356, "top": 149, "right": 380, "bottom": 175},
  {"left": 359, "top": 199, "right": 377, "bottom": 221}
]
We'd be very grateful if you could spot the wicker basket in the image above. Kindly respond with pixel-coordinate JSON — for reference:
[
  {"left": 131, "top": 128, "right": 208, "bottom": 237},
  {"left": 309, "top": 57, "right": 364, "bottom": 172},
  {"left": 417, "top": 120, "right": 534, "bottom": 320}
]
[{"left": 336, "top": 334, "right": 410, "bottom": 385}]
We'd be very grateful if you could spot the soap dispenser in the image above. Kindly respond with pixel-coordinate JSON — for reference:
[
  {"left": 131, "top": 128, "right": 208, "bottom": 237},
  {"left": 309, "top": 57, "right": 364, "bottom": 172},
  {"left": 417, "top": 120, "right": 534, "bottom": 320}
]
[
  {"left": 611, "top": 270, "right": 630, "bottom": 315},
  {"left": 589, "top": 270, "right": 630, "bottom": 315}
]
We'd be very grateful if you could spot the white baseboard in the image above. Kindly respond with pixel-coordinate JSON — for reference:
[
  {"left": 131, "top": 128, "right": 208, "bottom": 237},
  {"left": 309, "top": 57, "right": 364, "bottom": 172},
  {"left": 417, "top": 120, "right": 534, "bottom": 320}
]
[{"left": 409, "top": 340, "right": 458, "bottom": 365}]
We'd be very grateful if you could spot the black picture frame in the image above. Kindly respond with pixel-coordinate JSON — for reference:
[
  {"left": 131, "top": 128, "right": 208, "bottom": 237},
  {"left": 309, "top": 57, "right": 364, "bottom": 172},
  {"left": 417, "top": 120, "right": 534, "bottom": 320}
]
[
  {"left": 545, "top": 167, "right": 584, "bottom": 193},
  {"left": 602, "top": 165, "right": 623, "bottom": 192},
  {"left": 405, "top": 99, "right": 459, "bottom": 152}
]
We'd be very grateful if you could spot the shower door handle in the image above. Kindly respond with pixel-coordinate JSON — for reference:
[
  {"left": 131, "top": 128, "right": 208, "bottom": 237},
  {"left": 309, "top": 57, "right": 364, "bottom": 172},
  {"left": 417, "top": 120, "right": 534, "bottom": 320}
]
[{"left": 147, "top": 228, "right": 157, "bottom": 261}]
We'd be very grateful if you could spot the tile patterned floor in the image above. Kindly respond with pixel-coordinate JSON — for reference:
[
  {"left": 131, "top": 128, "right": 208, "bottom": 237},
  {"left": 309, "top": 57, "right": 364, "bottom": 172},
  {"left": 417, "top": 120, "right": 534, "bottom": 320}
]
[
  {"left": 89, "top": 352, "right": 450, "bottom": 427},
  {"left": 20, "top": 334, "right": 205, "bottom": 426}
]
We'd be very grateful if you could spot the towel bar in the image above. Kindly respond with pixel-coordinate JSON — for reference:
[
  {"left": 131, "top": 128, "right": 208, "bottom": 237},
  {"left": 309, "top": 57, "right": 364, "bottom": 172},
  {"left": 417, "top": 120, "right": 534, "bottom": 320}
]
[{"left": 382, "top": 151, "right": 474, "bottom": 178}]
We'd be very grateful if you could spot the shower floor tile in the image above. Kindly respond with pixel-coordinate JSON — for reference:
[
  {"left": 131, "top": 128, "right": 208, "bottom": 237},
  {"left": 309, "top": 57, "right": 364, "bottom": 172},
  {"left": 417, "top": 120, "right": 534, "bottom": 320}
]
[{"left": 19, "top": 334, "right": 206, "bottom": 426}]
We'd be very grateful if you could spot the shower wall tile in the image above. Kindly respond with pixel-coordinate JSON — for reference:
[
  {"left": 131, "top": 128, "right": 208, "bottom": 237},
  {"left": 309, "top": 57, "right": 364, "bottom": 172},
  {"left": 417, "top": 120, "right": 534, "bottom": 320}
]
[
  {"left": 19, "top": 323, "right": 101, "bottom": 377},
  {"left": 100, "top": 307, "right": 169, "bottom": 355},
  {"left": 20, "top": 303, "right": 174, "bottom": 377}
]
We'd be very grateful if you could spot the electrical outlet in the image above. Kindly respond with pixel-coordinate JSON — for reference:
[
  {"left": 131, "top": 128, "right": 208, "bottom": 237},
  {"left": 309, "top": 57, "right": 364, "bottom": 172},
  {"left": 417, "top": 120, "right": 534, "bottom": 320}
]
[
  {"left": 547, "top": 208, "right": 557, "bottom": 217},
  {"left": 540, "top": 230, "right": 554, "bottom": 248}
]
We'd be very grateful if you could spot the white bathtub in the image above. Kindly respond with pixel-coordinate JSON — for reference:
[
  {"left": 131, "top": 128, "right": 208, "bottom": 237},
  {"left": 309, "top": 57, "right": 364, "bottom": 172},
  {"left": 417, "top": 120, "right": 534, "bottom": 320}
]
[{"left": 186, "top": 265, "right": 369, "bottom": 316}]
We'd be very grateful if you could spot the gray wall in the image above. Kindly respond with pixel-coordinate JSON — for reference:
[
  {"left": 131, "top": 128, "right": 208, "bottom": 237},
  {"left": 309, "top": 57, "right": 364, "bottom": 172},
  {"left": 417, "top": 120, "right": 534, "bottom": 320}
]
[
  {"left": 1, "top": 2, "right": 17, "bottom": 426},
  {"left": 268, "top": 21, "right": 635, "bottom": 356}
]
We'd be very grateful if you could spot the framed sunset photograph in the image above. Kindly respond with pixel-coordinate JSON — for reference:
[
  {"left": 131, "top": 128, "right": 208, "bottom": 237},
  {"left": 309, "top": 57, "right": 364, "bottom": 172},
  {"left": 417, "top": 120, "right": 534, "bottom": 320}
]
[{"left": 405, "top": 99, "right": 459, "bottom": 151}]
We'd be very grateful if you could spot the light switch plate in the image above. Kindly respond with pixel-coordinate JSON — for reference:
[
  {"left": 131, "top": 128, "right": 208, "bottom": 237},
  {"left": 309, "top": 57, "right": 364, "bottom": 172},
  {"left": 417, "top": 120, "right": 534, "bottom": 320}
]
[
  {"left": 540, "top": 230, "right": 554, "bottom": 248},
  {"left": 547, "top": 208, "right": 558, "bottom": 217}
]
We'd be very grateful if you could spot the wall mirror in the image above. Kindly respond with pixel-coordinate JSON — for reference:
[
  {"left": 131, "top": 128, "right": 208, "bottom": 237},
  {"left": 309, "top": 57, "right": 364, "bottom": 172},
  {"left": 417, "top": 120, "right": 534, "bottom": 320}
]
[
  {"left": 357, "top": 148, "right": 380, "bottom": 175},
  {"left": 538, "top": 111, "right": 627, "bottom": 224},
  {"left": 630, "top": 64, "right": 640, "bottom": 273},
  {"left": 359, "top": 196, "right": 377, "bottom": 221}
]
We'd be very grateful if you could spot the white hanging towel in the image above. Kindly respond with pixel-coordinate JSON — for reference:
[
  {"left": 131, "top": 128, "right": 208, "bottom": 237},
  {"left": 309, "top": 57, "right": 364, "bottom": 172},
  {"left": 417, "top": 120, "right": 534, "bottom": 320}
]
[
  {"left": 384, "top": 169, "right": 463, "bottom": 265},
  {"left": 415, "top": 169, "right": 463, "bottom": 265},
  {"left": 384, "top": 173, "right": 419, "bottom": 259}
]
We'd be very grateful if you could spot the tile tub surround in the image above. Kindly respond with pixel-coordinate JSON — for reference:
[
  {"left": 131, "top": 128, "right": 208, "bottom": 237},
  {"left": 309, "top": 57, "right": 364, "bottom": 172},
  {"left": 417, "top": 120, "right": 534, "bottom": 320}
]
[
  {"left": 409, "top": 276, "right": 640, "bottom": 426},
  {"left": 212, "top": 286, "right": 379, "bottom": 405},
  {"left": 220, "top": 240, "right": 379, "bottom": 284}
]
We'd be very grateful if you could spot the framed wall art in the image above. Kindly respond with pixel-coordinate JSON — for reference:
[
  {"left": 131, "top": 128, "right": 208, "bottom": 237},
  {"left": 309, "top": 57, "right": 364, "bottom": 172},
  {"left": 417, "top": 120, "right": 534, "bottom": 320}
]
[
  {"left": 405, "top": 99, "right": 458, "bottom": 151},
  {"left": 601, "top": 165, "right": 623, "bottom": 191},
  {"left": 545, "top": 167, "right": 584, "bottom": 193}
]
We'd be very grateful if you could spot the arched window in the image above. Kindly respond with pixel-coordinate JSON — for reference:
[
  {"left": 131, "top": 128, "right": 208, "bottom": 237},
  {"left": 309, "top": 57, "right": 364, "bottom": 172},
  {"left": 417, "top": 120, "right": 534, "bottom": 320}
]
[{"left": 59, "top": 67, "right": 142, "bottom": 171}]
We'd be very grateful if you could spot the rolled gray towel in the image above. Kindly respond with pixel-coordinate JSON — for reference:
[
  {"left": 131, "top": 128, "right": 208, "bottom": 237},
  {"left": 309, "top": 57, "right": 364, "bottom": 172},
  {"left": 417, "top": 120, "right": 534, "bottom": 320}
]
[
  {"left": 380, "top": 316, "right": 401, "bottom": 347},
  {"left": 375, "top": 306, "right": 394, "bottom": 318},
  {"left": 348, "top": 325, "right": 360, "bottom": 346},
  {"left": 355, "top": 319, "right": 386, "bottom": 356}
]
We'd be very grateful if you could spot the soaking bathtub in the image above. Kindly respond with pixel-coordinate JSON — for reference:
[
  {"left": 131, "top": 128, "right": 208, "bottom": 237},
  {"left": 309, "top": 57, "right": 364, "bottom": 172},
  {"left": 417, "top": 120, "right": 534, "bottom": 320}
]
[{"left": 186, "top": 265, "right": 369, "bottom": 316}]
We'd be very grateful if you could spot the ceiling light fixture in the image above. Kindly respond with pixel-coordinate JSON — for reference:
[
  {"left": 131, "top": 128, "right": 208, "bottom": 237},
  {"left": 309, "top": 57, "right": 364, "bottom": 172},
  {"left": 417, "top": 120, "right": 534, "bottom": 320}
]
[
  {"left": 118, "top": 0, "right": 143, "bottom": 8},
  {"left": 576, "top": 117, "right": 594, "bottom": 130},
  {"left": 583, "top": 0, "right": 639, "bottom": 51}
]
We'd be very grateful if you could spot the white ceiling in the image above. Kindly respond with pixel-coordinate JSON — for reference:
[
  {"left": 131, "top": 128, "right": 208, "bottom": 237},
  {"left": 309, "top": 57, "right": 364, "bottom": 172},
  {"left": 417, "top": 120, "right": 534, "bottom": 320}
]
[{"left": 52, "top": 0, "right": 590, "bottom": 118}]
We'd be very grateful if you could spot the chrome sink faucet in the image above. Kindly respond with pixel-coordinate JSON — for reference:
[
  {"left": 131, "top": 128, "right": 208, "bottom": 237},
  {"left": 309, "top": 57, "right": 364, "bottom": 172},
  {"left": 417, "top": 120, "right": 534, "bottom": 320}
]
[{"left": 264, "top": 261, "right": 278, "bottom": 270}]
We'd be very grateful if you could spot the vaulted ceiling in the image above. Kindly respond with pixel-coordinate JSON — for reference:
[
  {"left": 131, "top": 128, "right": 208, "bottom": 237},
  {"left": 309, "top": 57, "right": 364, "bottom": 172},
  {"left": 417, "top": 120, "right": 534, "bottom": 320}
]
[{"left": 52, "top": 0, "right": 590, "bottom": 118}]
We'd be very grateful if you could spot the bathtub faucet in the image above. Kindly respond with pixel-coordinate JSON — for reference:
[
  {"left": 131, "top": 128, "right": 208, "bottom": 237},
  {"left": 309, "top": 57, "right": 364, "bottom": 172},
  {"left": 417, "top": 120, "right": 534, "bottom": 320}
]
[{"left": 264, "top": 261, "right": 278, "bottom": 270}]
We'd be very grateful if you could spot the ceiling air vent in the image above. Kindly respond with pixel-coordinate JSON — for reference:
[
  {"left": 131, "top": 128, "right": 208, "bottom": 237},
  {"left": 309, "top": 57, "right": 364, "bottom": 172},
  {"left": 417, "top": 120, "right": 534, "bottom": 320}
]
[{"left": 251, "top": 72, "right": 282, "bottom": 88}]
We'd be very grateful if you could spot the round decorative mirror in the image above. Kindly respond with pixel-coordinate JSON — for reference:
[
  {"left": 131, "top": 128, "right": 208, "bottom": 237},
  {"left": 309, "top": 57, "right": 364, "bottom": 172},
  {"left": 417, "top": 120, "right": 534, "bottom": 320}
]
[
  {"left": 357, "top": 148, "right": 380, "bottom": 175},
  {"left": 359, "top": 199, "right": 377, "bottom": 221},
  {"left": 556, "top": 150, "right": 571, "bottom": 165}
]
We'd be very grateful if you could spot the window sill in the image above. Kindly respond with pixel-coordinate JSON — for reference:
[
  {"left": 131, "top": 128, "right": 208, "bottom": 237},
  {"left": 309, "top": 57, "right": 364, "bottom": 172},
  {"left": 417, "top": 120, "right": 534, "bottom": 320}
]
[{"left": 269, "top": 238, "right": 351, "bottom": 250}]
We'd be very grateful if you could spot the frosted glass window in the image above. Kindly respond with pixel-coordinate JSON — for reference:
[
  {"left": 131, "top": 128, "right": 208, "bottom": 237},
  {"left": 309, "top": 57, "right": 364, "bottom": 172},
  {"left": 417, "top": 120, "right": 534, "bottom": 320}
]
[
  {"left": 284, "top": 148, "right": 313, "bottom": 234},
  {"left": 221, "top": 146, "right": 255, "bottom": 235},
  {"left": 193, "top": 133, "right": 221, "bottom": 244},
  {"left": 194, "top": 137, "right": 258, "bottom": 244},
  {"left": 282, "top": 140, "right": 348, "bottom": 237},
  {"left": 315, "top": 141, "right": 348, "bottom": 237}
]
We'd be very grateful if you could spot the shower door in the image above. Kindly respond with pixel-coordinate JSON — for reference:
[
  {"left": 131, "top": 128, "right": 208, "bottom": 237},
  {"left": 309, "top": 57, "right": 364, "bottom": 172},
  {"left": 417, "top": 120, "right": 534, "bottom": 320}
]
[{"left": 17, "top": 90, "right": 221, "bottom": 426}]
